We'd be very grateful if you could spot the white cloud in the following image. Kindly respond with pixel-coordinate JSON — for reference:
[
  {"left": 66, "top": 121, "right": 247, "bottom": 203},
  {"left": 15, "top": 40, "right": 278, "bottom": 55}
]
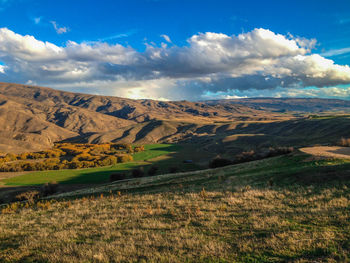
[
  {"left": 273, "top": 86, "right": 350, "bottom": 99},
  {"left": 50, "top": 21, "right": 69, "bottom": 34},
  {"left": 321, "top": 47, "right": 350, "bottom": 57},
  {"left": 0, "top": 27, "right": 349, "bottom": 100},
  {"left": 0, "top": 65, "right": 5, "bottom": 73},
  {"left": 160, "top": 34, "right": 172, "bottom": 43},
  {"left": 33, "top": 16, "right": 42, "bottom": 25}
]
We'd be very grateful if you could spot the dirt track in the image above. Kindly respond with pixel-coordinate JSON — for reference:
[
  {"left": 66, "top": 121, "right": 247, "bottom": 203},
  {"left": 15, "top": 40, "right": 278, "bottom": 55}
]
[{"left": 300, "top": 146, "right": 350, "bottom": 159}]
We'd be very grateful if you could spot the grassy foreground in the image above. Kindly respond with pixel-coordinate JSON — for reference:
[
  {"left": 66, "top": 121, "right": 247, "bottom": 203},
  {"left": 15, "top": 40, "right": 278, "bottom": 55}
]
[{"left": 1, "top": 153, "right": 350, "bottom": 262}]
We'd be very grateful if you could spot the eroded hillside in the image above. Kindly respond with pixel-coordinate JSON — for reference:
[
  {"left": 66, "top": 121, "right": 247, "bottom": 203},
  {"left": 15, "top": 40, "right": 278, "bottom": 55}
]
[{"left": 1, "top": 82, "right": 350, "bottom": 154}]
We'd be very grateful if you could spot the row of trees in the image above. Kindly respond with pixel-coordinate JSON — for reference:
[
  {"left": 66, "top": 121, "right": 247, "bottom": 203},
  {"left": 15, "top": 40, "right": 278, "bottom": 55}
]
[
  {"left": 0, "top": 142, "right": 143, "bottom": 172},
  {"left": 0, "top": 154, "right": 134, "bottom": 172},
  {"left": 209, "top": 147, "right": 295, "bottom": 168},
  {"left": 0, "top": 143, "right": 144, "bottom": 162},
  {"left": 109, "top": 165, "right": 180, "bottom": 182}
]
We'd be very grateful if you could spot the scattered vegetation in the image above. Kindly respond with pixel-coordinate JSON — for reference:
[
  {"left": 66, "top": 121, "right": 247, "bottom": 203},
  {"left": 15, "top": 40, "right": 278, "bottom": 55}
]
[
  {"left": 1, "top": 144, "right": 199, "bottom": 187},
  {"left": 15, "top": 190, "right": 40, "bottom": 204},
  {"left": 209, "top": 146, "right": 295, "bottom": 168},
  {"left": 339, "top": 137, "right": 350, "bottom": 147},
  {"left": 41, "top": 182, "right": 59, "bottom": 196},
  {"left": 0, "top": 143, "right": 142, "bottom": 172}
]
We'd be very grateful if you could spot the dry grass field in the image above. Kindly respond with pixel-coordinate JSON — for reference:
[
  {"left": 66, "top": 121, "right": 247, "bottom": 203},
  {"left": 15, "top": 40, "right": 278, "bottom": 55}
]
[{"left": 1, "top": 153, "right": 350, "bottom": 262}]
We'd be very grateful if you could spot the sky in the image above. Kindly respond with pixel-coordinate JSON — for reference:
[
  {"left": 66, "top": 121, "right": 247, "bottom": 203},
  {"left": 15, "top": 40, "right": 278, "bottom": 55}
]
[{"left": 0, "top": 0, "right": 350, "bottom": 101}]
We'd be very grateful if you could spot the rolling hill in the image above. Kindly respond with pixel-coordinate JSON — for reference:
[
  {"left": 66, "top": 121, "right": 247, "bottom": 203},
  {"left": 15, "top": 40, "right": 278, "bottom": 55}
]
[
  {"left": 1, "top": 152, "right": 349, "bottom": 262},
  {"left": 1, "top": 82, "right": 350, "bottom": 154}
]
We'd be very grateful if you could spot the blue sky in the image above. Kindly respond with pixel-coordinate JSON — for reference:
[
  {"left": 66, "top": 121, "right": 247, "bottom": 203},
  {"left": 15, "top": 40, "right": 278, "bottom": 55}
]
[{"left": 0, "top": 0, "right": 350, "bottom": 100}]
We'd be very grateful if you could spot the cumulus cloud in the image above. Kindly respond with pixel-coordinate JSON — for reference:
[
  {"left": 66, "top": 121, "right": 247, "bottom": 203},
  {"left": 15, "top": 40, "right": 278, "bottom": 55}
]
[
  {"left": 50, "top": 21, "right": 69, "bottom": 34},
  {"left": 0, "top": 65, "right": 5, "bottom": 73},
  {"left": 0, "top": 27, "right": 349, "bottom": 100}
]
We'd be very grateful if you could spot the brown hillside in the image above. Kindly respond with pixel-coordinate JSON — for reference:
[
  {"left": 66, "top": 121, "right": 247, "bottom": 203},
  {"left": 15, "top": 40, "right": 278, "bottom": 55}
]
[
  {"left": 0, "top": 82, "right": 281, "bottom": 152},
  {"left": 2, "top": 82, "right": 350, "bottom": 154}
]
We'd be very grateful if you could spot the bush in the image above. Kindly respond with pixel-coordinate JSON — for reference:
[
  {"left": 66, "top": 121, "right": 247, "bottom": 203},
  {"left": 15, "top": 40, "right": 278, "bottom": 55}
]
[
  {"left": 117, "top": 154, "right": 133, "bottom": 163},
  {"left": 169, "top": 166, "right": 179, "bottom": 173},
  {"left": 133, "top": 145, "right": 145, "bottom": 153},
  {"left": 16, "top": 190, "right": 40, "bottom": 204},
  {"left": 339, "top": 137, "right": 350, "bottom": 147},
  {"left": 18, "top": 153, "right": 29, "bottom": 160},
  {"left": 148, "top": 166, "right": 159, "bottom": 176},
  {"left": 100, "top": 156, "right": 117, "bottom": 166},
  {"left": 132, "top": 167, "right": 145, "bottom": 178},
  {"left": 41, "top": 182, "right": 59, "bottom": 196},
  {"left": 234, "top": 150, "right": 256, "bottom": 163},
  {"left": 209, "top": 158, "right": 232, "bottom": 168},
  {"left": 5, "top": 153, "right": 17, "bottom": 161},
  {"left": 110, "top": 173, "right": 125, "bottom": 182},
  {"left": 27, "top": 152, "right": 46, "bottom": 159},
  {"left": 266, "top": 147, "right": 294, "bottom": 157},
  {"left": 232, "top": 147, "right": 294, "bottom": 164}
]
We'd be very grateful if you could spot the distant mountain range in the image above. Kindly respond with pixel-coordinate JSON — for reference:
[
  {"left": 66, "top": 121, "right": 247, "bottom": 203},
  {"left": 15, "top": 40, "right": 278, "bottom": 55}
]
[
  {"left": 206, "top": 97, "right": 350, "bottom": 113},
  {"left": 1, "top": 82, "right": 350, "bottom": 153}
]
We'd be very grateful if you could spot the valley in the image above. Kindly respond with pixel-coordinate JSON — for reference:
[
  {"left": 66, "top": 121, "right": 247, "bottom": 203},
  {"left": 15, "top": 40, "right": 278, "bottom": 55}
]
[{"left": 1, "top": 83, "right": 350, "bottom": 262}]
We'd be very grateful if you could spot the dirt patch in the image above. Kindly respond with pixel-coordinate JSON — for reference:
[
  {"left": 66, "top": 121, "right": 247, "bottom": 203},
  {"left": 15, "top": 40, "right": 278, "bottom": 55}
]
[{"left": 300, "top": 146, "right": 350, "bottom": 159}]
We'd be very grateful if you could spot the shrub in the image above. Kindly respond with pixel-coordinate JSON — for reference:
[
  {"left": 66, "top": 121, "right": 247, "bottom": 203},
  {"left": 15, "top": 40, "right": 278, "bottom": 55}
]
[
  {"left": 100, "top": 156, "right": 117, "bottom": 166},
  {"left": 68, "top": 161, "right": 82, "bottom": 169},
  {"left": 339, "top": 137, "right": 350, "bottom": 147},
  {"left": 266, "top": 147, "right": 294, "bottom": 157},
  {"left": 18, "top": 153, "right": 29, "bottom": 160},
  {"left": 169, "top": 166, "right": 179, "bottom": 173},
  {"left": 89, "top": 144, "right": 111, "bottom": 155},
  {"left": 41, "top": 182, "right": 59, "bottom": 196},
  {"left": 27, "top": 152, "right": 46, "bottom": 159},
  {"left": 235, "top": 150, "right": 256, "bottom": 163},
  {"left": 60, "top": 146, "right": 85, "bottom": 156},
  {"left": 148, "top": 165, "right": 159, "bottom": 176},
  {"left": 5, "top": 153, "right": 17, "bottom": 161},
  {"left": 110, "top": 173, "right": 125, "bottom": 182},
  {"left": 209, "top": 158, "right": 232, "bottom": 168},
  {"left": 133, "top": 145, "right": 145, "bottom": 153},
  {"left": 44, "top": 150, "right": 62, "bottom": 158},
  {"left": 117, "top": 154, "right": 133, "bottom": 163},
  {"left": 132, "top": 167, "right": 144, "bottom": 178},
  {"left": 16, "top": 190, "right": 40, "bottom": 204},
  {"left": 74, "top": 153, "right": 93, "bottom": 161},
  {"left": 231, "top": 147, "right": 294, "bottom": 165},
  {"left": 123, "top": 144, "right": 133, "bottom": 153}
]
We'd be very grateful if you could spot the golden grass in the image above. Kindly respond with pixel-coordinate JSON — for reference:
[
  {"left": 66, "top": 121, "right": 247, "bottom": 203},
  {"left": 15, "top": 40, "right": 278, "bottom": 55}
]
[{"left": 1, "top": 185, "right": 349, "bottom": 262}]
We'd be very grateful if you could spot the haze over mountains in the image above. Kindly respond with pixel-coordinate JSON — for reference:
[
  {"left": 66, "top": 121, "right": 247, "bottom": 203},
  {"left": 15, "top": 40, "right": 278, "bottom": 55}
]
[{"left": 1, "top": 82, "right": 350, "bottom": 153}]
